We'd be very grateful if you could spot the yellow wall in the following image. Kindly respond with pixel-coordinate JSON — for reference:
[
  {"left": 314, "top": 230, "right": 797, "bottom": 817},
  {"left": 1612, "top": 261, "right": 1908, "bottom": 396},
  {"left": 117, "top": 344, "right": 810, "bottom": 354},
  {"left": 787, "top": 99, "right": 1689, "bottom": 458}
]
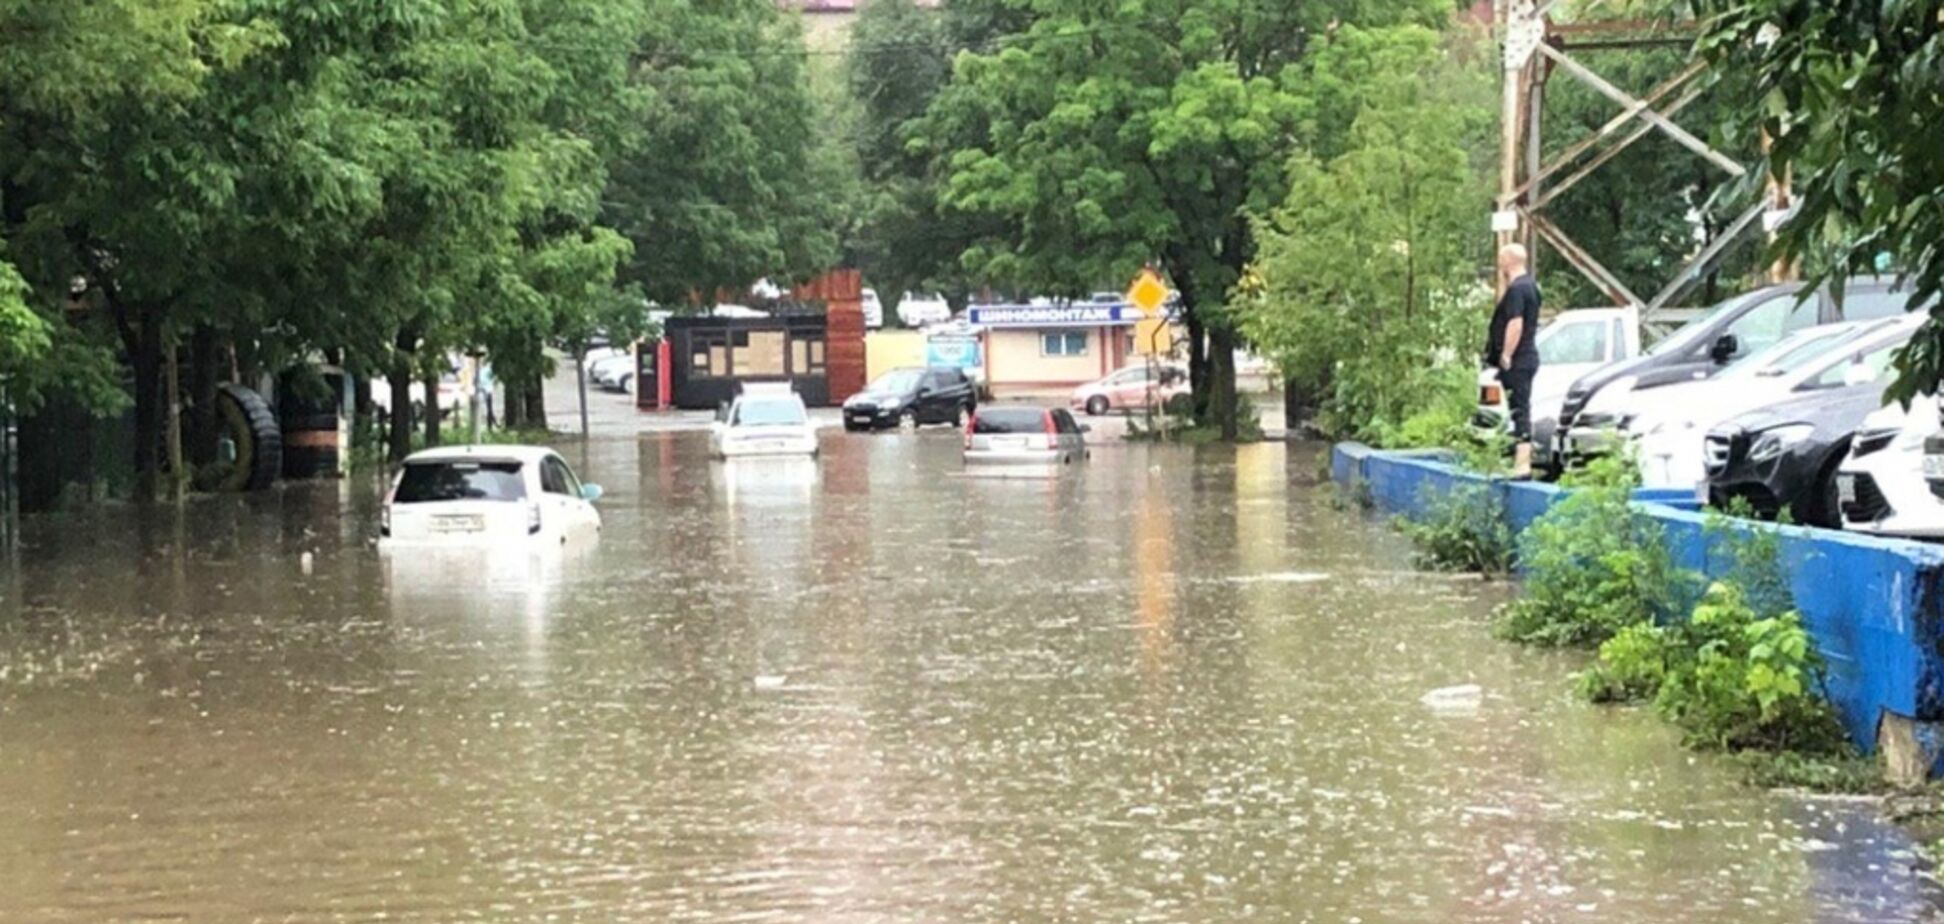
[
  {"left": 865, "top": 330, "right": 926, "bottom": 382},
  {"left": 987, "top": 328, "right": 1109, "bottom": 388}
]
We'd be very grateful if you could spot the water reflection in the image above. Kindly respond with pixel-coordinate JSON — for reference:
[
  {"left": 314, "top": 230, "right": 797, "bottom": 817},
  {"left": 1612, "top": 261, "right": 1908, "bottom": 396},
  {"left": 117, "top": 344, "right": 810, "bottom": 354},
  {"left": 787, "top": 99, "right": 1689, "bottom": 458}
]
[{"left": 0, "top": 434, "right": 1934, "bottom": 922}]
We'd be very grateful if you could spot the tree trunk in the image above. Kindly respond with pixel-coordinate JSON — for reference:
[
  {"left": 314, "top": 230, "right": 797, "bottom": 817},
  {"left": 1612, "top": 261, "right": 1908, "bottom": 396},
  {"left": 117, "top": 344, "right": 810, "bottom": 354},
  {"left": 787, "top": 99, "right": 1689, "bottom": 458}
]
[
  {"left": 523, "top": 384, "right": 546, "bottom": 432},
  {"left": 165, "top": 341, "right": 186, "bottom": 501},
  {"left": 1184, "top": 309, "right": 1208, "bottom": 413},
  {"left": 1208, "top": 324, "right": 1239, "bottom": 441},
  {"left": 504, "top": 383, "right": 528, "bottom": 430},
  {"left": 387, "top": 332, "right": 415, "bottom": 464},
  {"left": 186, "top": 326, "right": 221, "bottom": 470},
  {"left": 131, "top": 309, "right": 164, "bottom": 502},
  {"left": 422, "top": 369, "right": 441, "bottom": 448}
]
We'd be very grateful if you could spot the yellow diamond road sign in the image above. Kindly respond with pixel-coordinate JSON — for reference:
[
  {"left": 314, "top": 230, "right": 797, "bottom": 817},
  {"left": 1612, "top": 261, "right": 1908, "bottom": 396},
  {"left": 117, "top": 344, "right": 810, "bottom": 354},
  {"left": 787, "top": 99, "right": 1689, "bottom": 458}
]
[{"left": 1126, "top": 269, "right": 1169, "bottom": 315}]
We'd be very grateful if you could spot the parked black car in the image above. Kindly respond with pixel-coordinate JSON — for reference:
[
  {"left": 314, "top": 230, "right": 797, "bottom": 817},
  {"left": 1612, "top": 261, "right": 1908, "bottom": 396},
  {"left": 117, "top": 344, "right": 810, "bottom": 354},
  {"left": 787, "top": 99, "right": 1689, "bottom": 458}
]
[
  {"left": 1555, "top": 277, "right": 1917, "bottom": 467},
  {"left": 1702, "top": 381, "right": 1891, "bottom": 527},
  {"left": 842, "top": 367, "right": 978, "bottom": 431}
]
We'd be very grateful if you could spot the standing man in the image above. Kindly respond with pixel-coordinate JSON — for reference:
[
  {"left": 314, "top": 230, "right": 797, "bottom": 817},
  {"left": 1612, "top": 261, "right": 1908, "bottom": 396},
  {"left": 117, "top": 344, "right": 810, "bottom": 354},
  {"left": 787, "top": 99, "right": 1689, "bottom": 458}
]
[{"left": 1487, "top": 243, "right": 1542, "bottom": 479}]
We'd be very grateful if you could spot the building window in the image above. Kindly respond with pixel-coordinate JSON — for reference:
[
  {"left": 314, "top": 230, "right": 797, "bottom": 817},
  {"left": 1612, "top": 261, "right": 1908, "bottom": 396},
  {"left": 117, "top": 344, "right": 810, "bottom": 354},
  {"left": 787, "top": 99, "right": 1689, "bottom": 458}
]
[
  {"left": 1041, "top": 331, "right": 1088, "bottom": 356},
  {"left": 791, "top": 335, "right": 827, "bottom": 375},
  {"left": 690, "top": 333, "right": 728, "bottom": 377},
  {"left": 741, "top": 330, "right": 787, "bottom": 377}
]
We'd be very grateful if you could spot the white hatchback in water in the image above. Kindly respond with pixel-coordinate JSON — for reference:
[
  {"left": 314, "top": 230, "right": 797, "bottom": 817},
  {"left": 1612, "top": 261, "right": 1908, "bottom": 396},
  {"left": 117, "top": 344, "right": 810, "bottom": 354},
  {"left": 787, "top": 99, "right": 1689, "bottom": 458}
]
[
  {"left": 380, "top": 445, "right": 603, "bottom": 547},
  {"left": 711, "top": 384, "right": 820, "bottom": 459}
]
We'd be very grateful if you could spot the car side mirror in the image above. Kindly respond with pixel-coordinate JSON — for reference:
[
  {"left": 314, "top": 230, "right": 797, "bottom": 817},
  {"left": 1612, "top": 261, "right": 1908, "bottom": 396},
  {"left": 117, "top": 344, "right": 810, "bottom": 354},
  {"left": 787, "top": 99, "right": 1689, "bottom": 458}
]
[
  {"left": 580, "top": 483, "right": 604, "bottom": 502},
  {"left": 715, "top": 402, "right": 730, "bottom": 423},
  {"left": 1709, "top": 333, "right": 1739, "bottom": 364},
  {"left": 1079, "top": 424, "right": 1093, "bottom": 434},
  {"left": 1842, "top": 359, "right": 1874, "bottom": 388},
  {"left": 916, "top": 387, "right": 932, "bottom": 398}
]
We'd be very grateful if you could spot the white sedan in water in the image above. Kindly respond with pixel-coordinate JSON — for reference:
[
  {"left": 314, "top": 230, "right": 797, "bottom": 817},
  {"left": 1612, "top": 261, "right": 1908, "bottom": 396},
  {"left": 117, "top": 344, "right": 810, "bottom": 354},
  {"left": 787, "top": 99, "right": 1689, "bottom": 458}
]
[
  {"left": 711, "top": 385, "right": 819, "bottom": 459},
  {"left": 380, "top": 445, "right": 603, "bottom": 547}
]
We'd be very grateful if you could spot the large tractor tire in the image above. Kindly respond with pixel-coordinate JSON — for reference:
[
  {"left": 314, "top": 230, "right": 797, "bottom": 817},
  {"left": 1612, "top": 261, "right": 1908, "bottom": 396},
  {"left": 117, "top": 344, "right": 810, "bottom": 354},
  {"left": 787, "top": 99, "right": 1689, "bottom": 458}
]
[{"left": 216, "top": 384, "right": 282, "bottom": 492}]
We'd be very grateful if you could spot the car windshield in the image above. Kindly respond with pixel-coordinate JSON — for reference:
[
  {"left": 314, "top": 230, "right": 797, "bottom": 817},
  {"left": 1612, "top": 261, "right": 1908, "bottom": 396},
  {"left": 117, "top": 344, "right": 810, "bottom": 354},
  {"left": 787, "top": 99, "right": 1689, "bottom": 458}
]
[
  {"left": 734, "top": 397, "right": 805, "bottom": 426},
  {"left": 1722, "top": 327, "right": 1856, "bottom": 380},
  {"left": 973, "top": 408, "right": 1049, "bottom": 434},
  {"left": 1646, "top": 290, "right": 1781, "bottom": 357},
  {"left": 868, "top": 370, "right": 923, "bottom": 393},
  {"left": 393, "top": 461, "right": 525, "bottom": 503}
]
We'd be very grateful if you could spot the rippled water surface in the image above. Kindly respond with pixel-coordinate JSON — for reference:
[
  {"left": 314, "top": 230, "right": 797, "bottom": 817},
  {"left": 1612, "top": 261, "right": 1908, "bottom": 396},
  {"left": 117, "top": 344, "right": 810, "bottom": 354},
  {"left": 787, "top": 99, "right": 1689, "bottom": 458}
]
[{"left": 0, "top": 431, "right": 1935, "bottom": 922}]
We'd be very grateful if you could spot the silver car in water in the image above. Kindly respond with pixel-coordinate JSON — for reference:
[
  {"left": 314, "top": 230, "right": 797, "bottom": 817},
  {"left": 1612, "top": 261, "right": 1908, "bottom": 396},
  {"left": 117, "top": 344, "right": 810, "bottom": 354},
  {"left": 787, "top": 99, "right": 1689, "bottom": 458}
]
[{"left": 963, "top": 406, "right": 1090, "bottom": 466}]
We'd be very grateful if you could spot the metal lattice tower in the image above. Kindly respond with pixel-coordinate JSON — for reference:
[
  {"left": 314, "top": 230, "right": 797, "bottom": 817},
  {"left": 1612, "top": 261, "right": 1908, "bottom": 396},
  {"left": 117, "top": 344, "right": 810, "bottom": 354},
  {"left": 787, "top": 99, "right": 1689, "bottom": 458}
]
[{"left": 1493, "top": 0, "right": 1793, "bottom": 328}]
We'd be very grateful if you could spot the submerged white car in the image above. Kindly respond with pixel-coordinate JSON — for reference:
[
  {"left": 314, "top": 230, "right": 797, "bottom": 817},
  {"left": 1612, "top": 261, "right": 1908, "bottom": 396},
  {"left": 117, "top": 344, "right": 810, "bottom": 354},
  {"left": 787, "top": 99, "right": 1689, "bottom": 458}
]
[
  {"left": 1838, "top": 402, "right": 1944, "bottom": 538},
  {"left": 381, "top": 445, "right": 603, "bottom": 547},
  {"left": 711, "top": 384, "right": 819, "bottom": 459}
]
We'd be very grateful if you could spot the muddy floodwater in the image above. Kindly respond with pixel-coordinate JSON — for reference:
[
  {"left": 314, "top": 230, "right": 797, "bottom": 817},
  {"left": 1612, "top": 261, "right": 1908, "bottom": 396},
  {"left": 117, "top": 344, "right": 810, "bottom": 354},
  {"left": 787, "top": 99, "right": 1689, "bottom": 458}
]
[{"left": 0, "top": 431, "right": 1936, "bottom": 922}]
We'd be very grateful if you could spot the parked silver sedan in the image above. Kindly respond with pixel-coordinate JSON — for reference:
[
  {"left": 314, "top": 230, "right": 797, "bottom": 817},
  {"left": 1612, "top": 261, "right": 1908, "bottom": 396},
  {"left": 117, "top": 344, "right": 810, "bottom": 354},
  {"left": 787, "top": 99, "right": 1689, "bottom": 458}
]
[{"left": 963, "top": 406, "right": 1090, "bottom": 466}]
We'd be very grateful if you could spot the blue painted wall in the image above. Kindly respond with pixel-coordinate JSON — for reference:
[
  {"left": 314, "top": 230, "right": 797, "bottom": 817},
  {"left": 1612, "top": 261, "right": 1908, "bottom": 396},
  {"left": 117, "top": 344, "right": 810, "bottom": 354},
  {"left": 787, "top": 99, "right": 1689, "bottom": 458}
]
[{"left": 1333, "top": 443, "right": 1944, "bottom": 761}]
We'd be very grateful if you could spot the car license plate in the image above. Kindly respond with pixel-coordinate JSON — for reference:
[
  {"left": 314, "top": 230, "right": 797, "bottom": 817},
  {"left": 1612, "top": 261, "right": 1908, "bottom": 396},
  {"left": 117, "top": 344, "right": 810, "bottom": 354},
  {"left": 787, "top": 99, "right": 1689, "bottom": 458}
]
[
  {"left": 753, "top": 441, "right": 785, "bottom": 452},
  {"left": 1837, "top": 474, "right": 1857, "bottom": 508},
  {"left": 992, "top": 437, "right": 1028, "bottom": 450},
  {"left": 431, "top": 514, "right": 484, "bottom": 534},
  {"left": 1925, "top": 454, "right": 1944, "bottom": 482}
]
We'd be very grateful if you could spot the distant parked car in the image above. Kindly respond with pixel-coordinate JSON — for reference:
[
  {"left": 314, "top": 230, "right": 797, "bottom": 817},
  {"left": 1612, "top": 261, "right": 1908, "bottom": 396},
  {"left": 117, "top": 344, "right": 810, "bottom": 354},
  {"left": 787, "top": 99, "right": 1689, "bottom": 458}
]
[
  {"left": 898, "top": 292, "right": 951, "bottom": 327},
  {"left": 1556, "top": 277, "right": 1923, "bottom": 469},
  {"left": 862, "top": 288, "right": 885, "bottom": 328},
  {"left": 372, "top": 359, "right": 469, "bottom": 417},
  {"left": 1071, "top": 363, "right": 1188, "bottom": 416},
  {"left": 1837, "top": 402, "right": 1944, "bottom": 538},
  {"left": 711, "top": 383, "right": 819, "bottom": 459},
  {"left": 380, "top": 445, "right": 602, "bottom": 547},
  {"left": 1475, "top": 307, "right": 1640, "bottom": 452},
  {"left": 964, "top": 406, "right": 1089, "bottom": 466},
  {"left": 587, "top": 351, "right": 634, "bottom": 389},
  {"left": 842, "top": 367, "right": 977, "bottom": 431},
  {"left": 583, "top": 347, "right": 629, "bottom": 379}
]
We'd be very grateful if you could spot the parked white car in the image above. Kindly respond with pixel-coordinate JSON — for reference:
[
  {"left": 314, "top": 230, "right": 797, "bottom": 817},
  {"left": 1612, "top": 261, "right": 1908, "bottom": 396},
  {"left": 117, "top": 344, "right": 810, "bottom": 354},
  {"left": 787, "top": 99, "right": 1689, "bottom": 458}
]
[
  {"left": 1838, "top": 402, "right": 1944, "bottom": 538},
  {"left": 899, "top": 292, "right": 951, "bottom": 327},
  {"left": 589, "top": 352, "right": 636, "bottom": 392},
  {"left": 1477, "top": 307, "right": 1641, "bottom": 449},
  {"left": 863, "top": 288, "right": 885, "bottom": 328},
  {"left": 1627, "top": 316, "right": 1917, "bottom": 489},
  {"left": 380, "top": 445, "right": 603, "bottom": 547},
  {"left": 711, "top": 384, "right": 819, "bottom": 459}
]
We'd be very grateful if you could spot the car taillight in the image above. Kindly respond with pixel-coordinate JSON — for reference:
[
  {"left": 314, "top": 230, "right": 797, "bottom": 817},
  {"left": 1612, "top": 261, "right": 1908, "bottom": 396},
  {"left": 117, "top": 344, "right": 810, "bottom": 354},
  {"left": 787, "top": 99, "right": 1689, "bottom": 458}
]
[
  {"left": 527, "top": 501, "right": 542, "bottom": 535},
  {"left": 1043, "top": 410, "right": 1057, "bottom": 443},
  {"left": 1480, "top": 383, "right": 1504, "bottom": 405}
]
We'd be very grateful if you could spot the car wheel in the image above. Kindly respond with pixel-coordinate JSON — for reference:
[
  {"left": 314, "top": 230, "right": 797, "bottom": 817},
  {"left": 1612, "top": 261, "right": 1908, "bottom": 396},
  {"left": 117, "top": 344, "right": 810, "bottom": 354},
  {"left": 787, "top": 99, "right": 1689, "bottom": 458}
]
[
  {"left": 1085, "top": 395, "right": 1109, "bottom": 416},
  {"left": 618, "top": 373, "right": 634, "bottom": 394},
  {"left": 899, "top": 409, "right": 918, "bottom": 431},
  {"left": 952, "top": 403, "right": 969, "bottom": 427}
]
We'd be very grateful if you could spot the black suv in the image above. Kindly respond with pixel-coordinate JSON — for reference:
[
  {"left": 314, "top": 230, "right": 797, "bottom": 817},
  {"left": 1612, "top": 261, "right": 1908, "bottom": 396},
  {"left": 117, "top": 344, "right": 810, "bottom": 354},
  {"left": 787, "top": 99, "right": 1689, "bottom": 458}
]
[
  {"left": 1556, "top": 277, "right": 1919, "bottom": 465},
  {"left": 842, "top": 367, "right": 978, "bottom": 431}
]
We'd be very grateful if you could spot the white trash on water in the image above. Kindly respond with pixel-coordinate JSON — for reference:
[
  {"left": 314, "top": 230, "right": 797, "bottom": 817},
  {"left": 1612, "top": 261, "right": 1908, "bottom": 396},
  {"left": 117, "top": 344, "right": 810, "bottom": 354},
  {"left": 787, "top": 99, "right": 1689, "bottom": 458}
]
[{"left": 1419, "top": 684, "right": 1483, "bottom": 711}]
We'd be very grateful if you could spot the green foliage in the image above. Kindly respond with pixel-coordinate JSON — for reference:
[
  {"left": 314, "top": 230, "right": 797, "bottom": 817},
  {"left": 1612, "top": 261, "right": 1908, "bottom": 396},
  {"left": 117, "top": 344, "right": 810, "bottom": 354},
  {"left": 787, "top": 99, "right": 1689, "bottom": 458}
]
[
  {"left": 1585, "top": 582, "right": 1847, "bottom": 753},
  {"left": 1398, "top": 484, "right": 1513, "bottom": 575},
  {"left": 1496, "top": 455, "right": 1693, "bottom": 647},
  {"left": 1242, "top": 25, "right": 1493, "bottom": 441},
  {"left": 921, "top": 0, "right": 1449, "bottom": 437},
  {"left": 1693, "top": 0, "right": 1944, "bottom": 404}
]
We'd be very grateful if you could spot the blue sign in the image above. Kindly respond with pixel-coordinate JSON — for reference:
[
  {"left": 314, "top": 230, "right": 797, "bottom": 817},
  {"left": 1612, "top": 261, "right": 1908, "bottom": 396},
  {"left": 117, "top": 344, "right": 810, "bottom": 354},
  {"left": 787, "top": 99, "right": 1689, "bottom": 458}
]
[
  {"left": 966, "top": 303, "right": 1143, "bottom": 328},
  {"left": 925, "top": 335, "right": 983, "bottom": 371}
]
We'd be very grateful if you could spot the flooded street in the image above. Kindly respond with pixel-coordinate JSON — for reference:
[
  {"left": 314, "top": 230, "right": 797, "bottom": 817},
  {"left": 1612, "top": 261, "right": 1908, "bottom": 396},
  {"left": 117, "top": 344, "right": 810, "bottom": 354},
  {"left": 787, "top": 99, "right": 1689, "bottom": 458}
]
[{"left": 0, "top": 428, "right": 1935, "bottom": 922}]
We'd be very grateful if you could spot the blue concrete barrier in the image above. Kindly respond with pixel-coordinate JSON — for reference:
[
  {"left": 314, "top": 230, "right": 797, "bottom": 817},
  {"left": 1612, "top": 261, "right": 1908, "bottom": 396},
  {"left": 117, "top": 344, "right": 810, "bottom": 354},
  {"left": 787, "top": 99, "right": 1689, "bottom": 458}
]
[{"left": 1334, "top": 443, "right": 1944, "bottom": 776}]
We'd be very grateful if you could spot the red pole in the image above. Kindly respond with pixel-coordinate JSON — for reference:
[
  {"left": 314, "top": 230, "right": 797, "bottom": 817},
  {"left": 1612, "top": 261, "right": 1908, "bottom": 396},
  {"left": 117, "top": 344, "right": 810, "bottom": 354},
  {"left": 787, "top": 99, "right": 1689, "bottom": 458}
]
[{"left": 657, "top": 339, "right": 673, "bottom": 411}]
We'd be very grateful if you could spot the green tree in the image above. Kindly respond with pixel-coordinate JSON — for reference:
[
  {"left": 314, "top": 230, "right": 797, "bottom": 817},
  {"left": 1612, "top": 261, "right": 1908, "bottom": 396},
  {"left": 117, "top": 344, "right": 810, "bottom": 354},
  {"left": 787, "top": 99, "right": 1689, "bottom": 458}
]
[
  {"left": 606, "top": 0, "right": 846, "bottom": 307},
  {"left": 922, "top": 0, "right": 1444, "bottom": 438},
  {"left": 1241, "top": 24, "right": 1492, "bottom": 440},
  {"left": 1693, "top": 0, "right": 1944, "bottom": 404}
]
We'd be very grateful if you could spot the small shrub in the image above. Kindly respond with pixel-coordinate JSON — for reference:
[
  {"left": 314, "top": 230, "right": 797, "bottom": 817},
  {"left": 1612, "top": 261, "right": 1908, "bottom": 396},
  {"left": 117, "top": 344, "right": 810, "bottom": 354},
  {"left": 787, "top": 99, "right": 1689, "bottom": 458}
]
[
  {"left": 1398, "top": 484, "right": 1513, "bottom": 574},
  {"left": 1496, "top": 456, "right": 1692, "bottom": 647},
  {"left": 1579, "top": 621, "right": 1671, "bottom": 703},
  {"left": 1651, "top": 582, "right": 1848, "bottom": 753}
]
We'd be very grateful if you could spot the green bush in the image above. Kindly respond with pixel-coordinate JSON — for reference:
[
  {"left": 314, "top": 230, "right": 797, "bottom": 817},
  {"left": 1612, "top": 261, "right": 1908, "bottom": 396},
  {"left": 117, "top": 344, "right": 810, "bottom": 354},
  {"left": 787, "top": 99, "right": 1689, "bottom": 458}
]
[
  {"left": 1588, "top": 582, "right": 1847, "bottom": 753},
  {"left": 1495, "top": 455, "right": 1691, "bottom": 647},
  {"left": 1398, "top": 484, "right": 1513, "bottom": 575}
]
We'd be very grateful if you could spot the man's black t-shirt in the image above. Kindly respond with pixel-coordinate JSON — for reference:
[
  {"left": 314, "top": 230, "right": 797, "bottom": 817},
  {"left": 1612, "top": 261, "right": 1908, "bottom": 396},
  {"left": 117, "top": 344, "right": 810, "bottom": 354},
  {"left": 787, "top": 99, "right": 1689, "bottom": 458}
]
[{"left": 1487, "top": 274, "right": 1542, "bottom": 371}]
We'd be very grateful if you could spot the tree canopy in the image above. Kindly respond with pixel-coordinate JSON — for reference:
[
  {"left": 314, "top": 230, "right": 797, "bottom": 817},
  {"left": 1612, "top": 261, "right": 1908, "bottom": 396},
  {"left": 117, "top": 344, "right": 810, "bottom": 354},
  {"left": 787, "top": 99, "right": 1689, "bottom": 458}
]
[{"left": 1695, "top": 0, "right": 1944, "bottom": 404}]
